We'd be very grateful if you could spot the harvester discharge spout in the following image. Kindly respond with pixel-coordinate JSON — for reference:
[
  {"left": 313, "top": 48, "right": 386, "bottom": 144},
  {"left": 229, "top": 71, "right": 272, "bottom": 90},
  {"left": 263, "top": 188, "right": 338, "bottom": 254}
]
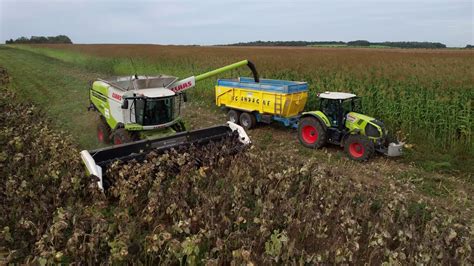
[{"left": 168, "top": 60, "right": 259, "bottom": 94}]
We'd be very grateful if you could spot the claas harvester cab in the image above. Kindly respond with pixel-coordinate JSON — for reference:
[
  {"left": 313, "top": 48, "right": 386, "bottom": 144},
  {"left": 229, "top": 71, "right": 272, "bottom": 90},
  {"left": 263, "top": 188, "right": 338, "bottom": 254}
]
[
  {"left": 298, "top": 92, "right": 403, "bottom": 161},
  {"left": 81, "top": 60, "right": 258, "bottom": 190}
]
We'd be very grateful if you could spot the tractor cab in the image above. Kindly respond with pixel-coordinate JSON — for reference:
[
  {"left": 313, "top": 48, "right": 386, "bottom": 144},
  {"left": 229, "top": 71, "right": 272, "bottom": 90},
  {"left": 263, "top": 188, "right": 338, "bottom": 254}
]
[{"left": 318, "top": 92, "right": 360, "bottom": 129}]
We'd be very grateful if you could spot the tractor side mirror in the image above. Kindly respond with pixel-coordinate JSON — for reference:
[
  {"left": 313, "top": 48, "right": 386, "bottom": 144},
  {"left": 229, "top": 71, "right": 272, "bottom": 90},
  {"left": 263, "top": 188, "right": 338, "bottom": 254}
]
[{"left": 121, "top": 100, "right": 129, "bottom": 109}]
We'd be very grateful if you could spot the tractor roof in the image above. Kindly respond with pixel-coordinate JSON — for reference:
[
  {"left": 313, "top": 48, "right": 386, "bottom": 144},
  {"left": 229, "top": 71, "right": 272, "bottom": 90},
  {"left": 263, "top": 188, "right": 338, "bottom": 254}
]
[{"left": 318, "top": 91, "right": 357, "bottom": 100}]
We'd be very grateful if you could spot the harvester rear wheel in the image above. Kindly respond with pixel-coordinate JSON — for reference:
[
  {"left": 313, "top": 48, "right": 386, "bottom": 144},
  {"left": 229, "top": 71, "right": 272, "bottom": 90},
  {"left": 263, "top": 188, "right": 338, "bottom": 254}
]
[
  {"left": 113, "top": 128, "right": 134, "bottom": 145},
  {"left": 97, "top": 118, "right": 111, "bottom": 144},
  {"left": 344, "top": 134, "right": 374, "bottom": 161},
  {"left": 298, "top": 116, "right": 327, "bottom": 148},
  {"left": 239, "top": 112, "right": 256, "bottom": 130},
  {"left": 227, "top": 109, "right": 241, "bottom": 124}
]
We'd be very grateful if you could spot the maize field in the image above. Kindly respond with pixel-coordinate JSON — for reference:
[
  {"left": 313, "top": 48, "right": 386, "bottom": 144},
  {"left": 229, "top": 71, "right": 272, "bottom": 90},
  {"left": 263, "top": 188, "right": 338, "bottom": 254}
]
[
  {"left": 12, "top": 44, "right": 474, "bottom": 172},
  {"left": 1, "top": 45, "right": 473, "bottom": 264},
  {"left": 0, "top": 80, "right": 472, "bottom": 264}
]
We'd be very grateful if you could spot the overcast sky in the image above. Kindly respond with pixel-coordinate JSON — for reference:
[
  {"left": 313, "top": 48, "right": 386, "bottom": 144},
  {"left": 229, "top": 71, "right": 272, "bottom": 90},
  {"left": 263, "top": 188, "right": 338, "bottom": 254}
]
[{"left": 0, "top": 0, "right": 472, "bottom": 47}]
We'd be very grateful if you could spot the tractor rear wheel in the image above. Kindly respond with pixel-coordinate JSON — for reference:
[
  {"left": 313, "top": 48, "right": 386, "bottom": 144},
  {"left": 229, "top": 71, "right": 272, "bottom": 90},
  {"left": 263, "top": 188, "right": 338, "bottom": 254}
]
[
  {"left": 344, "top": 134, "right": 374, "bottom": 161},
  {"left": 298, "top": 116, "right": 327, "bottom": 148},
  {"left": 239, "top": 112, "right": 256, "bottom": 129},
  {"left": 113, "top": 128, "right": 134, "bottom": 145},
  {"left": 227, "top": 109, "right": 241, "bottom": 124},
  {"left": 97, "top": 117, "right": 111, "bottom": 144}
]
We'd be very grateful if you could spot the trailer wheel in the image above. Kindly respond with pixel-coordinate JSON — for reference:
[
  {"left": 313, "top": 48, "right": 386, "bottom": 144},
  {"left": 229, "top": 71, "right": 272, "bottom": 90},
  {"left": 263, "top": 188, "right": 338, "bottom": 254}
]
[
  {"left": 113, "top": 128, "right": 134, "bottom": 145},
  {"left": 227, "top": 109, "right": 241, "bottom": 124},
  {"left": 97, "top": 117, "right": 111, "bottom": 144},
  {"left": 239, "top": 112, "right": 256, "bottom": 129},
  {"left": 298, "top": 116, "right": 327, "bottom": 148},
  {"left": 344, "top": 134, "right": 374, "bottom": 161}
]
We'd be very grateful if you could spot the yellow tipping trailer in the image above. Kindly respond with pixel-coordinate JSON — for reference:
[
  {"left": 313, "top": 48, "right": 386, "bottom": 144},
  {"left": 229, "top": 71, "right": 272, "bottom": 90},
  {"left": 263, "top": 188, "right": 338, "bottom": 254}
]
[{"left": 215, "top": 77, "right": 308, "bottom": 129}]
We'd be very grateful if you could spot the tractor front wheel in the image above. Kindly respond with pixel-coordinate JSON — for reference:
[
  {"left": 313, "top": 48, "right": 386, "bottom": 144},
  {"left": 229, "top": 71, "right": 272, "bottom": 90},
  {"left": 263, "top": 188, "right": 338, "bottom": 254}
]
[
  {"left": 227, "top": 109, "right": 241, "bottom": 124},
  {"left": 297, "top": 116, "right": 327, "bottom": 148},
  {"left": 97, "top": 118, "right": 112, "bottom": 144},
  {"left": 113, "top": 128, "right": 134, "bottom": 145},
  {"left": 344, "top": 134, "right": 374, "bottom": 161},
  {"left": 239, "top": 112, "right": 256, "bottom": 130}
]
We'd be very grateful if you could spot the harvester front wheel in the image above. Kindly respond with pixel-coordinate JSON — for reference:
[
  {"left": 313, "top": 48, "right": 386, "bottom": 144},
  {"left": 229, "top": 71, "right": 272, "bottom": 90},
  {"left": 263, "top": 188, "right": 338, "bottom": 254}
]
[
  {"left": 344, "top": 134, "right": 374, "bottom": 161},
  {"left": 113, "top": 128, "right": 134, "bottom": 145},
  {"left": 172, "top": 120, "right": 186, "bottom": 132},
  {"left": 298, "top": 116, "right": 327, "bottom": 148},
  {"left": 227, "top": 109, "right": 241, "bottom": 124},
  {"left": 97, "top": 118, "right": 112, "bottom": 144},
  {"left": 239, "top": 112, "right": 256, "bottom": 130}
]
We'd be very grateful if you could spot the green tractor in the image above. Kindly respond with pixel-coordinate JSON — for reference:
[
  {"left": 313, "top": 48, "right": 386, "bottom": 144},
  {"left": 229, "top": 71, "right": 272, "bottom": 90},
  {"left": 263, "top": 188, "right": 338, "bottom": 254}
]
[{"left": 297, "top": 92, "right": 403, "bottom": 161}]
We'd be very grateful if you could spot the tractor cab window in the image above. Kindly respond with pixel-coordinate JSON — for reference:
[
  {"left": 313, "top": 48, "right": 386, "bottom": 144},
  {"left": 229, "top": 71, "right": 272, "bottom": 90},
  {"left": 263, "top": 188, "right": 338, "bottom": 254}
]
[
  {"left": 342, "top": 97, "right": 361, "bottom": 114},
  {"left": 320, "top": 99, "right": 340, "bottom": 127},
  {"left": 341, "top": 99, "right": 355, "bottom": 115},
  {"left": 135, "top": 96, "right": 177, "bottom": 126},
  {"left": 320, "top": 98, "right": 361, "bottom": 128}
]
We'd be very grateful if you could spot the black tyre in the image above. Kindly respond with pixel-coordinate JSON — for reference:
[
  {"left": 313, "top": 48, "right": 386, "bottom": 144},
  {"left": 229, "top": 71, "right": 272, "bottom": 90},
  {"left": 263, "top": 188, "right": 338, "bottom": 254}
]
[
  {"left": 172, "top": 120, "right": 186, "bottom": 132},
  {"left": 227, "top": 109, "right": 241, "bottom": 124},
  {"left": 97, "top": 117, "right": 112, "bottom": 144},
  {"left": 113, "top": 128, "right": 134, "bottom": 145},
  {"left": 297, "top": 116, "right": 327, "bottom": 149},
  {"left": 344, "top": 134, "right": 375, "bottom": 161},
  {"left": 239, "top": 112, "right": 257, "bottom": 130}
]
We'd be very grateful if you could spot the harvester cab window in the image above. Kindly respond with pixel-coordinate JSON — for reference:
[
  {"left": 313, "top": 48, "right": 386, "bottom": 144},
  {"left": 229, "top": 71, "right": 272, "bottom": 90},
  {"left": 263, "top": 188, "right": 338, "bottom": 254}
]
[
  {"left": 134, "top": 98, "right": 145, "bottom": 124},
  {"left": 135, "top": 97, "right": 176, "bottom": 126}
]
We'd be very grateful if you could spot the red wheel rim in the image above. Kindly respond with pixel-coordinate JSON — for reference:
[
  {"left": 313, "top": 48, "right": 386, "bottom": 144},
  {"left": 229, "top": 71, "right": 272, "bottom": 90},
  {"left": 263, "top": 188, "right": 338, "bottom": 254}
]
[
  {"left": 97, "top": 128, "right": 104, "bottom": 142},
  {"left": 114, "top": 137, "right": 122, "bottom": 145},
  {"left": 349, "top": 142, "right": 364, "bottom": 158},
  {"left": 301, "top": 125, "right": 318, "bottom": 144}
]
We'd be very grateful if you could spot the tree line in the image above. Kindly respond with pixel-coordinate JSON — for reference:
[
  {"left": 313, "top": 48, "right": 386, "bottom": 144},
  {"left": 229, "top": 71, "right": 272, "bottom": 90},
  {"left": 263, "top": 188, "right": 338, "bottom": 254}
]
[
  {"left": 226, "top": 40, "right": 347, "bottom": 47},
  {"left": 5, "top": 35, "right": 73, "bottom": 44},
  {"left": 225, "top": 40, "right": 450, "bottom": 49},
  {"left": 347, "top": 40, "right": 447, "bottom": 48}
]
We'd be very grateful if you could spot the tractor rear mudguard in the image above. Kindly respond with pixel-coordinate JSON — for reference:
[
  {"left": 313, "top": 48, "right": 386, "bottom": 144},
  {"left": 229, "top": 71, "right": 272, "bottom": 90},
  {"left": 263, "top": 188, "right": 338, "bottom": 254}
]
[{"left": 81, "top": 122, "right": 250, "bottom": 190}]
